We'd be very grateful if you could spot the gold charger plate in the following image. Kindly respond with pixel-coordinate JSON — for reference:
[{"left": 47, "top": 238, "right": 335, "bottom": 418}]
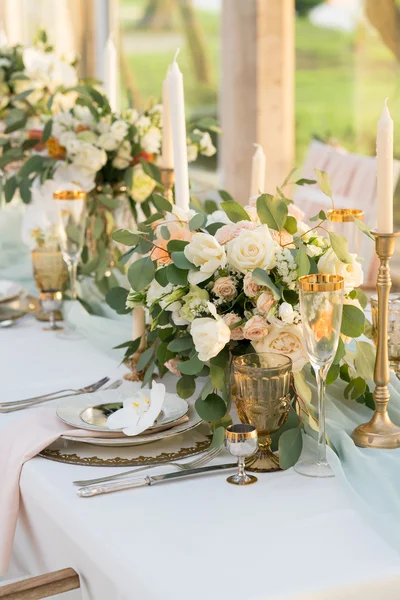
[
  {"left": 39, "top": 422, "right": 211, "bottom": 467},
  {"left": 0, "top": 306, "right": 26, "bottom": 323}
]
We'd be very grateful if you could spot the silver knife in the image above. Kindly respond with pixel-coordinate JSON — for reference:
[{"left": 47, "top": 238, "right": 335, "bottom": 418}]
[{"left": 77, "top": 463, "right": 237, "bottom": 497}]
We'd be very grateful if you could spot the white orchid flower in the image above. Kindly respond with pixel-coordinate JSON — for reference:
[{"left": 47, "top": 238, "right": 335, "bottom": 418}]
[{"left": 107, "top": 382, "right": 166, "bottom": 436}]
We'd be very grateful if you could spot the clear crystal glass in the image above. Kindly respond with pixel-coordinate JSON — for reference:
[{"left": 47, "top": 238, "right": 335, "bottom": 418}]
[{"left": 295, "top": 274, "right": 344, "bottom": 478}]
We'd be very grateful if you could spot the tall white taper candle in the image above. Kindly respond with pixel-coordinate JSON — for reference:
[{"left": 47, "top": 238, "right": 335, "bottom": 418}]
[
  {"left": 376, "top": 99, "right": 393, "bottom": 233},
  {"left": 250, "top": 143, "right": 266, "bottom": 197},
  {"left": 104, "top": 36, "right": 118, "bottom": 112},
  {"left": 132, "top": 307, "right": 145, "bottom": 345},
  {"left": 162, "top": 67, "right": 174, "bottom": 169},
  {"left": 169, "top": 50, "right": 190, "bottom": 211}
]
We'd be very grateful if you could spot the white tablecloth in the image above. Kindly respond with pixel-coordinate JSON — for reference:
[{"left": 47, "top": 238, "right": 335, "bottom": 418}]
[{"left": 2, "top": 317, "right": 400, "bottom": 600}]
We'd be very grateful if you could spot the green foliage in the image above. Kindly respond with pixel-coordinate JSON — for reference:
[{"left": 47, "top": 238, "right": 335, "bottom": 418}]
[
  {"left": 220, "top": 200, "right": 250, "bottom": 223},
  {"left": 195, "top": 392, "right": 227, "bottom": 421},
  {"left": 189, "top": 212, "right": 206, "bottom": 231},
  {"left": 171, "top": 251, "right": 194, "bottom": 270},
  {"left": 354, "top": 341, "right": 375, "bottom": 381},
  {"left": 332, "top": 337, "right": 346, "bottom": 365},
  {"left": 326, "top": 363, "right": 340, "bottom": 385},
  {"left": 278, "top": 427, "right": 303, "bottom": 470},
  {"left": 251, "top": 268, "right": 281, "bottom": 299},
  {"left": 127, "top": 256, "right": 155, "bottom": 291},
  {"left": 176, "top": 376, "right": 196, "bottom": 399},
  {"left": 152, "top": 193, "right": 173, "bottom": 213},
  {"left": 256, "top": 194, "right": 288, "bottom": 231},
  {"left": 166, "top": 264, "right": 188, "bottom": 285},
  {"left": 353, "top": 217, "right": 374, "bottom": 240},
  {"left": 328, "top": 232, "right": 352, "bottom": 264},
  {"left": 177, "top": 354, "right": 204, "bottom": 375},
  {"left": 341, "top": 305, "right": 365, "bottom": 338},
  {"left": 285, "top": 216, "right": 298, "bottom": 234},
  {"left": 295, "top": 243, "right": 310, "bottom": 277},
  {"left": 112, "top": 229, "right": 139, "bottom": 246},
  {"left": 136, "top": 347, "right": 155, "bottom": 371},
  {"left": 315, "top": 169, "right": 333, "bottom": 200},
  {"left": 168, "top": 336, "right": 194, "bottom": 352},
  {"left": 344, "top": 376, "right": 366, "bottom": 401},
  {"left": 309, "top": 209, "right": 327, "bottom": 222},
  {"left": 105, "top": 287, "right": 131, "bottom": 315}
]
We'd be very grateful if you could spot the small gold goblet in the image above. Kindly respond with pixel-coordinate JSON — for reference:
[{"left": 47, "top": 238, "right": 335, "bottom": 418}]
[
  {"left": 233, "top": 353, "right": 292, "bottom": 473},
  {"left": 31, "top": 249, "right": 67, "bottom": 331},
  {"left": 224, "top": 424, "right": 258, "bottom": 485}
]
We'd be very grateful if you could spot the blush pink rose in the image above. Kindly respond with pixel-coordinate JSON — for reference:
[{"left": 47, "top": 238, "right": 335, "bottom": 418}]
[
  {"left": 270, "top": 229, "right": 294, "bottom": 247},
  {"left": 223, "top": 313, "right": 244, "bottom": 340},
  {"left": 213, "top": 276, "right": 237, "bottom": 301},
  {"left": 256, "top": 291, "right": 276, "bottom": 315},
  {"left": 243, "top": 272, "right": 261, "bottom": 298},
  {"left": 288, "top": 204, "right": 305, "bottom": 222},
  {"left": 243, "top": 315, "right": 269, "bottom": 341},
  {"left": 215, "top": 220, "right": 257, "bottom": 245}
]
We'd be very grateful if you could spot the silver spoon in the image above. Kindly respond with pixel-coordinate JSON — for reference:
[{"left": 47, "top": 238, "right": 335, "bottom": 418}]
[{"left": 0, "top": 320, "right": 15, "bottom": 328}]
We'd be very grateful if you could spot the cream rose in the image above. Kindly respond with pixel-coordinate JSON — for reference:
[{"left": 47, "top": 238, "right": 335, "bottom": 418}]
[
  {"left": 223, "top": 313, "right": 244, "bottom": 341},
  {"left": 213, "top": 277, "right": 237, "bottom": 301},
  {"left": 256, "top": 291, "right": 276, "bottom": 315},
  {"left": 227, "top": 225, "right": 276, "bottom": 274},
  {"left": 279, "top": 302, "right": 295, "bottom": 324},
  {"left": 253, "top": 324, "right": 307, "bottom": 372},
  {"left": 97, "top": 132, "right": 119, "bottom": 151},
  {"left": 191, "top": 312, "right": 231, "bottom": 362},
  {"left": 184, "top": 233, "right": 226, "bottom": 284},
  {"left": 318, "top": 247, "right": 363, "bottom": 289},
  {"left": 243, "top": 315, "right": 269, "bottom": 341},
  {"left": 243, "top": 273, "right": 261, "bottom": 298}
]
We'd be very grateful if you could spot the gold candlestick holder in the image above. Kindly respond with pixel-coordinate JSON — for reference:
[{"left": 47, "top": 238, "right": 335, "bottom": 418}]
[
  {"left": 160, "top": 168, "right": 174, "bottom": 204},
  {"left": 352, "top": 230, "right": 400, "bottom": 449},
  {"left": 123, "top": 333, "right": 147, "bottom": 382}
]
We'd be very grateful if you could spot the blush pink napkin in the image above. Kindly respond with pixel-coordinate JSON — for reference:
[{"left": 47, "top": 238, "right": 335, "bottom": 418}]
[{"left": 0, "top": 408, "right": 116, "bottom": 576}]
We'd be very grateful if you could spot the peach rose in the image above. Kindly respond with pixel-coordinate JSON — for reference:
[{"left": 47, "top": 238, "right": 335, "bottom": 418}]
[
  {"left": 152, "top": 223, "right": 192, "bottom": 266},
  {"left": 243, "top": 315, "right": 269, "bottom": 341},
  {"left": 164, "top": 357, "right": 181, "bottom": 377},
  {"left": 256, "top": 291, "right": 276, "bottom": 315},
  {"left": 270, "top": 229, "right": 294, "bottom": 247},
  {"left": 223, "top": 313, "right": 244, "bottom": 340},
  {"left": 243, "top": 272, "right": 261, "bottom": 298},
  {"left": 213, "top": 276, "right": 237, "bottom": 301}
]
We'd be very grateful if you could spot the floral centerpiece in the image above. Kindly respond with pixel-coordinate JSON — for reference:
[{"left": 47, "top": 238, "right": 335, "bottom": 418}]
[{"left": 107, "top": 170, "right": 374, "bottom": 466}]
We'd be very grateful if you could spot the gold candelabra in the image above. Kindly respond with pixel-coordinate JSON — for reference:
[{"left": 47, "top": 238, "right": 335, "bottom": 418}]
[
  {"left": 160, "top": 168, "right": 174, "bottom": 204},
  {"left": 352, "top": 231, "right": 400, "bottom": 449}
]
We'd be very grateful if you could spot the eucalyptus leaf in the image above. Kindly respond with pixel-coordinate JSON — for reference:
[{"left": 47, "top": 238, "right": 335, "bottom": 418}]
[
  {"left": 354, "top": 217, "right": 374, "bottom": 240},
  {"left": 189, "top": 212, "right": 206, "bottom": 231},
  {"left": 4, "top": 177, "right": 17, "bottom": 203},
  {"left": 293, "top": 370, "right": 312, "bottom": 403},
  {"left": 105, "top": 287, "right": 130, "bottom": 314},
  {"left": 210, "top": 362, "right": 225, "bottom": 391},
  {"left": 220, "top": 200, "right": 250, "bottom": 223},
  {"left": 333, "top": 337, "right": 346, "bottom": 365},
  {"left": 154, "top": 267, "right": 169, "bottom": 287},
  {"left": 270, "top": 407, "right": 300, "bottom": 451},
  {"left": 218, "top": 189, "right": 233, "bottom": 202},
  {"left": 278, "top": 427, "right": 303, "bottom": 469},
  {"left": 309, "top": 210, "right": 327, "bottom": 222},
  {"left": 354, "top": 341, "right": 375, "bottom": 381},
  {"left": 111, "top": 229, "right": 139, "bottom": 246},
  {"left": 160, "top": 226, "right": 170, "bottom": 240},
  {"left": 136, "top": 347, "right": 155, "bottom": 372},
  {"left": 171, "top": 251, "right": 194, "bottom": 270},
  {"left": 168, "top": 336, "right": 194, "bottom": 352},
  {"left": 284, "top": 215, "right": 297, "bottom": 234},
  {"left": 315, "top": 169, "right": 333, "bottom": 199},
  {"left": 42, "top": 118, "right": 53, "bottom": 142},
  {"left": 341, "top": 305, "right": 365, "bottom": 339},
  {"left": 206, "top": 222, "right": 225, "bottom": 235},
  {"left": 195, "top": 393, "right": 227, "bottom": 421},
  {"left": 19, "top": 178, "right": 32, "bottom": 203},
  {"left": 251, "top": 268, "right": 281, "bottom": 299},
  {"left": 204, "top": 199, "right": 218, "bottom": 214},
  {"left": 209, "top": 426, "right": 226, "bottom": 449},
  {"left": 127, "top": 256, "right": 155, "bottom": 291},
  {"left": 295, "top": 243, "right": 310, "bottom": 277},
  {"left": 176, "top": 375, "right": 196, "bottom": 399},
  {"left": 167, "top": 239, "right": 189, "bottom": 252},
  {"left": 139, "top": 158, "right": 161, "bottom": 184},
  {"left": 295, "top": 178, "right": 317, "bottom": 186},
  {"left": 152, "top": 193, "right": 172, "bottom": 213},
  {"left": 256, "top": 193, "right": 288, "bottom": 231},
  {"left": 177, "top": 354, "right": 204, "bottom": 375},
  {"left": 344, "top": 376, "right": 366, "bottom": 401},
  {"left": 166, "top": 263, "right": 188, "bottom": 286},
  {"left": 326, "top": 363, "right": 340, "bottom": 385},
  {"left": 329, "top": 232, "right": 352, "bottom": 264},
  {"left": 119, "top": 247, "right": 136, "bottom": 266},
  {"left": 93, "top": 215, "right": 104, "bottom": 240}
]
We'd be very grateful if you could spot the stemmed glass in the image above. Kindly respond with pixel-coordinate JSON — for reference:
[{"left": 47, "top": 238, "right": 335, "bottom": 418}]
[
  {"left": 31, "top": 249, "right": 67, "bottom": 331},
  {"left": 295, "top": 274, "right": 344, "bottom": 478},
  {"left": 53, "top": 190, "right": 87, "bottom": 340}
]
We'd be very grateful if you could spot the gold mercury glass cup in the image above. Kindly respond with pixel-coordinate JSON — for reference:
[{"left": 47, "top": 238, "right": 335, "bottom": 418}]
[
  {"left": 371, "top": 293, "right": 400, "bottom": 378},
  {"left": 233, "top": 353, "right": 292, "bottom": 473},
  {"left": 31, "top": 249, "right": 67, "bottom": 331},
  {"left": 224, "top": 424, "right": 258, "bottom": 485},
  {"left": 295, "top": 274, "right": 344, "bottom": 478}
]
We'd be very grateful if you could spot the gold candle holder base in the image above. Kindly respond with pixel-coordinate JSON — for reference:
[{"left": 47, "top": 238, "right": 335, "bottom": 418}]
[
  {"left": 160, "top": 168, "right": 174, "bottom": 204},
  {"left": 352, "top": 230, "right": 400, "bottom": 449},
  {"left": 123, "top": 351, "right": 146, "bottom": 382}
]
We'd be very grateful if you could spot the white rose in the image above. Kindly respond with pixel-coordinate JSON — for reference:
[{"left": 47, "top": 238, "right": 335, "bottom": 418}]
[
  {"left": 123, "top": 108, "right": 139, "bottom": 125},
  {"left": 279, "top": 302, "right": 294, "bottom": 324},
  {"left": 97, "top": 132, "right": 119, "bottom": 151},
  {"left": 97, "top": 115, "right": 112, "bottom": 134},
  {"left": 59, "top": 131, "right": 77, "bottom": 148},
  {"left": 193, "top": 129, "right": 216, "bottom": 157},
  {"left": 318, "top": 247, "right": 363, "bottom": 289},
  {"left": 112, "top": 156, "right": 130, "bottom": 170},
  {"left": 136, "top": 115, "right": 151, "bottom": 135},
  {"left": 73, "top": 143, "right": 107, "bottom": 172},
  {"left": 253, "top": 324, "right": 307, "bottom": 372},
  {"left": 187, "top": 143, "right": 198, "bottom": 163},
  {"left": 76, "top": 130, "right": 98, "bottom": 145},
  {"left": 191, "top": 313, "right": 230, "bottom": 362},
  {"left": 184, "top": 233, "right": 227, "bottom": 284},
  {"left": 146, "top": 279, "right": 173, "bottom": 306},
  {"left": 141, "top": 126, "right": 161, "bottom": 154},
  {"left": 64, "top": 138, "right": 81, "bottom": 156},
  {"left": 110, "top": 119, "right": 129, "bottom": 141},
  {"left": 73, "top": 105, "right": 94, "bottom": 127},
  {"left": 227, "top": 225, "right": 276, "bottom": 274},
  {"left": 206, "top": 210, "right": 231, "bottom": 226}
]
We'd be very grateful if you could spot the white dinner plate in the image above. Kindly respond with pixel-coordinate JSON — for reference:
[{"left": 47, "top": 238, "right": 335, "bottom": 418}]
[
  {"left": 61, "top": 405, "right": 202, "bottom": 447},
  {"left": 56, "top": 386, "right": 189, "bottom": 433},
  {"left": 0, "top": 280, "right": 23, "bottom": 303}
]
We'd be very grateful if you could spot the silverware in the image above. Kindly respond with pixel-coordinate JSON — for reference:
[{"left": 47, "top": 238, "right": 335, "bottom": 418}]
[
  {"left": 0, "top": 376, "right": 110, "bottom": 413},
  {"left": 77, "top": 462, "right": 237, "bottom": 497},
  {"left": 73, "top": 446, "right": 221, "bottom": 486},
  {"left": 105, "top": 379, "right": 123, "bottom": 391},
  {"left": 0, "top": 320, "right": 15, "bottom": 328}
]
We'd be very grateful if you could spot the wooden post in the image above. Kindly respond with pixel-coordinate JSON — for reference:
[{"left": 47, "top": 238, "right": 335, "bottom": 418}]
[
  {"left": 0, "top": 568, "right": 80, "bottom": 600},
  {"left": 220, "top": 0, "right": 295, "bottom": 204}
]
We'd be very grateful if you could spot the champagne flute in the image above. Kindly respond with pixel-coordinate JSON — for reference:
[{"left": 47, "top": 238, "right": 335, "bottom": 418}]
[
  {"left": 295, "top": 274, "right": 344, "bottom": 478},
  {"left": 54, "top": 190, "right": 87, "bottom": 340}
]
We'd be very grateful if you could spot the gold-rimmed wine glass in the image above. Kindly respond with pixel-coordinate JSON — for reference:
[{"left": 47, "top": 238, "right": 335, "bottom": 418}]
[
  {"left": 295, "top": 274, "right": 344, "bottom": 478},
  {"left": 54, "top": 190, "right": 87, "bottom": 340},
  {"left": 31, "top": 249, "right": 67, "bottom": 331}
]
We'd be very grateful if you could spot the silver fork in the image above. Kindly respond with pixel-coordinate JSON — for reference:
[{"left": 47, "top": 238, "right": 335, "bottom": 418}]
[
  {"left": 73, "top": 447, "right": 222, "bottom": 487},
  {"left": 0, "top": 376, "right": 110, "bottom": 413}
]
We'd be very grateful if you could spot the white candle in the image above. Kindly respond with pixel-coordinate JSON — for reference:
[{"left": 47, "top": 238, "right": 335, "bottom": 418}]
[
  {"left": 162, "top": 67, "right": 174, "bottom": 169},
  {"left": 104, "top": 36, "right": 118, "bottom": 112},
  {"left": 133, "top": 307, "right": 145, "bottom": 344},
  {"left": 250, "top": 143, "right": 266, "bottom": 197},
  {"left": 169, "top": 50, "right": 190, "bottom": 211},
  {"left": 376, "top": 99, "right": 393, "bottom": 233}
]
